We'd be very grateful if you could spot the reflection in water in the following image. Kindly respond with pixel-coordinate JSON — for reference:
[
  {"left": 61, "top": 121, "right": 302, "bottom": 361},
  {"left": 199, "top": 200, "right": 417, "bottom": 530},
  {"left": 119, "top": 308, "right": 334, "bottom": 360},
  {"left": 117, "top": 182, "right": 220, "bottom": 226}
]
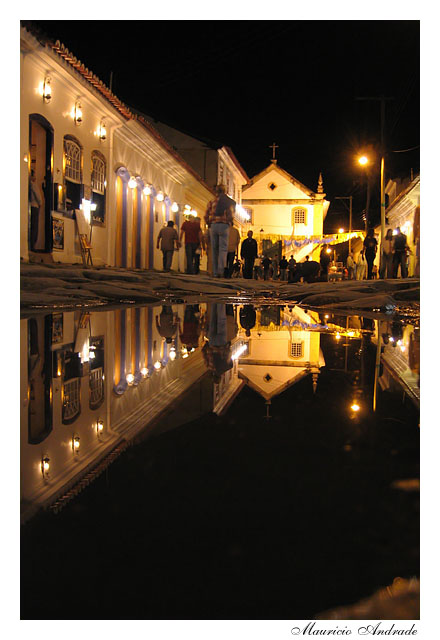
[{"left": 20, "top": 302, "right": 419, "bottom": 521}]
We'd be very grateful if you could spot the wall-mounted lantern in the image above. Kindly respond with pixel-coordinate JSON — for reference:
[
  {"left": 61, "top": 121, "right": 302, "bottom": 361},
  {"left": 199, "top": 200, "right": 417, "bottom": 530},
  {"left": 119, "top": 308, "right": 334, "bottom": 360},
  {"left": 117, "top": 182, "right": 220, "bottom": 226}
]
[
  {"left": 71, "top": 101, "right": 83, "bottom": 125},
  {"left": 41, "top": 456, "right": 50, "bottom": 478},
  {"left": 39, "top": 76, "right": 52, "bottom": 103}
]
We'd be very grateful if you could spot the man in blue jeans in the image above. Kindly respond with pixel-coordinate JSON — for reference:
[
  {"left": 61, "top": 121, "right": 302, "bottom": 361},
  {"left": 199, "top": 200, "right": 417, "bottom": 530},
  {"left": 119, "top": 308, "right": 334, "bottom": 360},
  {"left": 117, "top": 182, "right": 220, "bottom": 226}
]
[
  {"left": 180, "top": 216, "right": 203, "bottom": 274},
  {"left": 205, "top": 185, "right": 235, "bottom": 277}
]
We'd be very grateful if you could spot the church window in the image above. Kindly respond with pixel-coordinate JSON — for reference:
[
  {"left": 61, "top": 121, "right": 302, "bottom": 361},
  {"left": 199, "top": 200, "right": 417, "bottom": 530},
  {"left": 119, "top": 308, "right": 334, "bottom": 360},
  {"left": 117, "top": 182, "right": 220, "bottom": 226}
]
[
  {"left": 290, "top": 341, "right": 304, "bottom": 358},
  {"left": 268, "top": 182, "right": 277, "bottom": 191},
  {"left": 292, "top": 208, "right": 307, "bottom": 225}
]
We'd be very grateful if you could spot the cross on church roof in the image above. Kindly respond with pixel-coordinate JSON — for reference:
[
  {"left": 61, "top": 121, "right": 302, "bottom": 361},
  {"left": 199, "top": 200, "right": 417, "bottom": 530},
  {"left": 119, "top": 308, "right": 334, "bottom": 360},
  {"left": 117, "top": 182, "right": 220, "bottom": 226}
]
[{"left": 269, "top": 142, "right": 279, "bottom": 163}]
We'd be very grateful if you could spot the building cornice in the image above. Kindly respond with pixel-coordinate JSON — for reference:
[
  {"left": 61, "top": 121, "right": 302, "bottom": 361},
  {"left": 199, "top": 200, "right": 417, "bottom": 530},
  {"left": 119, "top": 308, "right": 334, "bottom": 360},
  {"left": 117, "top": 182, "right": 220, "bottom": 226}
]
[{"left": 21, "top": 23, "right": 215, "bottom": 199}]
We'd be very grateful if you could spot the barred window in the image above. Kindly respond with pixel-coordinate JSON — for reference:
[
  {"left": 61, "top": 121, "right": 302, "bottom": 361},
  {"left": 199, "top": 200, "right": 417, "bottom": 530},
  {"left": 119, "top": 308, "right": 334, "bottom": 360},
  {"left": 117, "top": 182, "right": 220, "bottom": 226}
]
[
  {"left": 91, "top": 154, "right": 105, "bottom": 194},
  {"left": 89, "top": 367, "right": 104, "bottom": 409},
  {"left": 290, "top": 341, "right": 303, "bottom": 358},
  {"left": 64, "top": 139, "right": 81, "bottom": 183},
  {"left": 292, "top": 208, "right": 307, "bottom": 225},
  {"left": 62, "top": 377, "right": 81, "bottom": 423}
]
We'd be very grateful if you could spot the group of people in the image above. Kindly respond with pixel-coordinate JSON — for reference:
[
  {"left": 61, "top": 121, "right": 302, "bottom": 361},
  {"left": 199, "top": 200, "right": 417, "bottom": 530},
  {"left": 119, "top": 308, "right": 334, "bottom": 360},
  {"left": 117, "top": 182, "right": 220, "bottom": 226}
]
[
  {"left": 157, "top": 185, "right": 413, "bottom": 282},
  {"left": 344, "top": 227, "right": 411, "bottom": 280}
]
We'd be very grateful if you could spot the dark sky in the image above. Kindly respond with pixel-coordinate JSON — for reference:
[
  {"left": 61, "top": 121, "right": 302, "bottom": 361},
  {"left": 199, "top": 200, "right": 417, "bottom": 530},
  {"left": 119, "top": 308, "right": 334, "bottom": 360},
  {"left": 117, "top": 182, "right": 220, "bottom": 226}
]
[{"left": 28, "top": 20, "right": 420, "bottom": 230}]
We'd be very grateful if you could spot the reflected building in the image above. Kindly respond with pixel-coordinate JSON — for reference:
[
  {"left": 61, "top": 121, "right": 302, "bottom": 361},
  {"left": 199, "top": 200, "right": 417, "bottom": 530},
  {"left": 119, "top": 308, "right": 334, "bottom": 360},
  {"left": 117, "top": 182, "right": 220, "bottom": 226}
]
[
  {"left": 21, "top": 304, "right": 209, "bottom": 521},
  {"left": 236, "top": 305, "right": 325, "bottom": 401},
  {"left": 375, "top": 321, "right": 420, "bottom": 408}
]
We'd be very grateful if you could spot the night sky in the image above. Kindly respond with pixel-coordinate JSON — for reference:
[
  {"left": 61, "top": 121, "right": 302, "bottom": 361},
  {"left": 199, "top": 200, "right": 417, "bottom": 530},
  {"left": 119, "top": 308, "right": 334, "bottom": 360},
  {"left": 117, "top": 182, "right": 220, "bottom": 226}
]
[{"left": 28, "top": 20, "right": 420, "bottom": 230}]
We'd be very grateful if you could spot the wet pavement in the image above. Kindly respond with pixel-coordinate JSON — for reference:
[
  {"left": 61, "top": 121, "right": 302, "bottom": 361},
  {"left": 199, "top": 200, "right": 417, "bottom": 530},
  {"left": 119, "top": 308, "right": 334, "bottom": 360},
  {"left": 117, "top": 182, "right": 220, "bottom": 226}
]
[{"left": 20, "top": 301, "right": 419, "bottom": 619}]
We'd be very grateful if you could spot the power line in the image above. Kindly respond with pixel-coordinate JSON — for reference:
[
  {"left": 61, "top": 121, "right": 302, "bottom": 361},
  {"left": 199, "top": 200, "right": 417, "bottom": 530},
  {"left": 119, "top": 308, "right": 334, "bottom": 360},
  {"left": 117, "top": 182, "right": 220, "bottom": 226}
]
[{"left": 391, "top": 145, "right": 419, "bottom": 153}]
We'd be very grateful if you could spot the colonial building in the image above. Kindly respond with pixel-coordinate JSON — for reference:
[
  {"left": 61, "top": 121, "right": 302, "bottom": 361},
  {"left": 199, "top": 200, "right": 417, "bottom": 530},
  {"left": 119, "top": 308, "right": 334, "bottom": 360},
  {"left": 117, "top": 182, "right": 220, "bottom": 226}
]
[
  {"left": 383, "top": 173, "right": 420, "bottom": 277},
  {"left": 20, "top": 24, "right": 214, "bottom": 271},
  {"left": 135, "top": 114, "right": 250, "bottom": 231},
  {"left": 241, "top": 159, "right": 330, "bottom": 261}
]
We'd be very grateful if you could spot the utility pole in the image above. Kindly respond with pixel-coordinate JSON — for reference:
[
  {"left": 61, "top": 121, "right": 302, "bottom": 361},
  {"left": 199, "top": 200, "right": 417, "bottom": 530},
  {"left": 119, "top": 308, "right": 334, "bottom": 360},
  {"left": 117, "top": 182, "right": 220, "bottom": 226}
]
[
  {"left": 335, "top": 196, "right": 353, "bottom": 252},
  {"left": 355, "top": 96, "right": 394, "bottom": 274}
]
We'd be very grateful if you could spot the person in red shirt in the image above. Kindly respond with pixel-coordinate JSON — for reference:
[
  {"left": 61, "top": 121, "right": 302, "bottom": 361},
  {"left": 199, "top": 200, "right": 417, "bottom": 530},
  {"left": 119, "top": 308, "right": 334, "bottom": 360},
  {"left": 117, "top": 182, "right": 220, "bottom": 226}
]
[{"left": 180, "top": 216, "right": 203, "bottom": 274}]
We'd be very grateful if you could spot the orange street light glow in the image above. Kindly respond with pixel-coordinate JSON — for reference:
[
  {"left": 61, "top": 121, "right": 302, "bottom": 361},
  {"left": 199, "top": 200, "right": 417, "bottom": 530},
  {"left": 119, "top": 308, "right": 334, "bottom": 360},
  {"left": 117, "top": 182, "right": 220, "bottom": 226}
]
[
  {"left": 358, "top": 156, "right": 369, "bottom": 166},
  {"left": 351, "top": 403, "right": 360, "bottom": 412}
]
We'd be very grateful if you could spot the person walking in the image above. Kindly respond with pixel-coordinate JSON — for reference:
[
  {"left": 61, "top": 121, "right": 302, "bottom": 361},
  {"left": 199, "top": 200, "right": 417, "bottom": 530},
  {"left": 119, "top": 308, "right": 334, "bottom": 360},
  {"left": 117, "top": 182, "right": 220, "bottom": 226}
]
[
  {"left": 225, "top": 224, "right": 241, "bottom": 278},
  {"left": 205, "top": 185, "right": 235, "bottom": 278},
  {"left": 240, "top": 230, "right": 258, "bottom": 279},
  {"left": 156, "top": 306, "right": 179, "bottom": 344},
  {"left": 180, "top": 215, "right": 203, "bottom": 274},
  {"left": 346, "top": 252, "right": 355, "bottom": 280},
  {"left": 320, "top": 246, "right": 331, "bottom": 280},
  {"left": 380, "top": 228, "right": 394, "bottom": 279},
  {"left": 279, "top": 256, "right": 288, "bottom": 281},
  {"left": 180, "top": 304, "right": 201, "bottom": 351},
  {"left": 156, "top": 220, "right": 180, "bottom": 271},
  {"left": 356, "top": 249, "right": 367, "bottom": 280},
  {"left": 262, "top": 255, "right": 272, "bottom": 280},
  {"left": 363, "top": 228, "right": 378, "bottom": 280},
  {"left": 287, "top": 256, "right": 297, "bottom": 282},
  {"left": 392, "top": 226, "right": 408, "bottom": 278},
  {"left": 239, "top": 304, "right": 256, "bottom": 337}
]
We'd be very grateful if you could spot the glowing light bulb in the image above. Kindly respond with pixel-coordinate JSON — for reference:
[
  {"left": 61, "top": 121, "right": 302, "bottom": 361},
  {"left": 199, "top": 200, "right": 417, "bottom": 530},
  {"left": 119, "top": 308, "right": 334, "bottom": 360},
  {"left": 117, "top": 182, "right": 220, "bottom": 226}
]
[
  {"left": 171, "top": 202, "right": 179, "bottom": 213},
  {"left": 154, "top": 361, "right": 162, "bottom": 370},
  {"left": 156, "top": 191, "right": 164, "bottom": 202},
  {"left": 351, "top": 403, "right": 360, "bottom": 412},
  {"left": 143, "top": 185, "right": 152, "bottom": 196},
  {"left": 126, "top": 373, "right": 135, "bottom": 385}
]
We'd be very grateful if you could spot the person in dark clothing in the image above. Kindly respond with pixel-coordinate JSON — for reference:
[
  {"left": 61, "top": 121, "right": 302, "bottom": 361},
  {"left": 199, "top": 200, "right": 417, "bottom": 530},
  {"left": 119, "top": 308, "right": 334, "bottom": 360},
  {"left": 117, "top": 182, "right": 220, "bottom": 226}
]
[
  {"left": 240, "top": 230, "right": 258, "bottom": 279},
  {"left": 239, "top": 305, "right": 256, "bottom": 337},
  {"left": 279, "top": 256, "right": 288, "bottom": 281},
  {"left": 287, "top": 256, "right": 297, "bottom": 282},
  {"left": 319, "top": 246, "right": 331, "bottom": 279},
  {"left": 392, "top": 227, "right": 408, "bottom": 278},
  {"left": 262, "top": 255, "right": 271, "bottom": 280},
  {"left": 363, "top": 229, "right": 378, "bottom": 279}
]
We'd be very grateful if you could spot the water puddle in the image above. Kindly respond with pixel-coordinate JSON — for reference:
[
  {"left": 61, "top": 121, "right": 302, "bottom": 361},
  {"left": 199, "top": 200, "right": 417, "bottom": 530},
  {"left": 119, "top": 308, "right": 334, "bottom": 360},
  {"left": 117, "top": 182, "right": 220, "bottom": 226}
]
[{"left": 21, "top": 302, "right": 420, "bottom": 619}]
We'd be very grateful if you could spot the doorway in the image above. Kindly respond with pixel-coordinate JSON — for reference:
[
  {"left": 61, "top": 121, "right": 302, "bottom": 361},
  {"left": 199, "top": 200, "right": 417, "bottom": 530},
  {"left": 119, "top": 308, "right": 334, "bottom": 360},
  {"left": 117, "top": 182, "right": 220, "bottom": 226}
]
[{"left": 29, "top": 115, "right": 53, "bottom": 252}]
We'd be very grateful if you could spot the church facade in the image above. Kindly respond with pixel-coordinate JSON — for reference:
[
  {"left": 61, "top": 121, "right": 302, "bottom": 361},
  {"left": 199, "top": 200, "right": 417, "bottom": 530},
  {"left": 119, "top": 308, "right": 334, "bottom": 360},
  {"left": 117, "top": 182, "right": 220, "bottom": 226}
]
[{"left": 241, "top": 160, "right": 330, "bottom": 261}]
